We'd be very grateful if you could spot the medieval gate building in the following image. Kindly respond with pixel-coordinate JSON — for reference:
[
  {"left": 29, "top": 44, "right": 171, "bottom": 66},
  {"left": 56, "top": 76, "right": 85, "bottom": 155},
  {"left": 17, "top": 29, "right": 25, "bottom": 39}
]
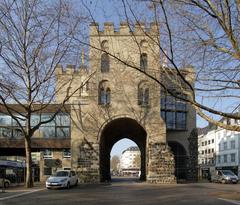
[{"left": 55, "top": 22, "right": 197, "bottom": 183}]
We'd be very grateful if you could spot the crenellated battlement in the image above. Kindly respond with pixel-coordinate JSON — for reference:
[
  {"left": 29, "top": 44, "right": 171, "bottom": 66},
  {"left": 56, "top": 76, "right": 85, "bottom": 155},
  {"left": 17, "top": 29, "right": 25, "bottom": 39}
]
[
  {"left": 90, "top": 21, "right": 159, "bottom": 36},
  {"left": 55, "top": 64, "right": 88, "bottom": 75}
]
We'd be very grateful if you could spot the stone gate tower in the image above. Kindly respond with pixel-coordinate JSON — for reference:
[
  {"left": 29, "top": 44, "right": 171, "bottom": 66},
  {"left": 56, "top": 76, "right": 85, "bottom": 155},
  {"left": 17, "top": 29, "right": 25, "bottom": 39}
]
[{"left": 55, "top": 22, "right": 197, "bottom": 183}]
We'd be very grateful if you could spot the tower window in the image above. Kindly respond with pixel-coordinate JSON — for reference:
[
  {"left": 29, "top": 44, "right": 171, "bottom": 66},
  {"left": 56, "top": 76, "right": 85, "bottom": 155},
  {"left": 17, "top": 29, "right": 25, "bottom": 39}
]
[
  {"left": 138, "top": 82, "right": 149, "bottom": 106},
  {"left": 101, "top": 53, "right": 110, "bottom": 72},
  {"left": 140, "top": 53, "right": 148, "bottom": 71},
  {"left": 98, "top": 81, "right": 111, "bottom": 105},
  {"left": 106, "top": 88, "right": 111, "bottom": 104}
]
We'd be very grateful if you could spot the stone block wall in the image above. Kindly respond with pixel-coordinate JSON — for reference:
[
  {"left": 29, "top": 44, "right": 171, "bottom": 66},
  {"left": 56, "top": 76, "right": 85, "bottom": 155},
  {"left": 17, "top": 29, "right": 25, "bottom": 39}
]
[
  {"left": 147, "top": 143, "right": 176, "bottom": 183},
  {"left": 76, "top": 141, "right": 99, "bottom": 183},
  {"left": 187, "top": 128, "right": 198, "bottom": 181}
]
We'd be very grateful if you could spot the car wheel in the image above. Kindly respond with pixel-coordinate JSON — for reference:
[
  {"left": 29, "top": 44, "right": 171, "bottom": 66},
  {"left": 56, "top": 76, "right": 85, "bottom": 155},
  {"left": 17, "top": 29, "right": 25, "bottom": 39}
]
[
  {"left": 75, "top": 180, "right": 78, "bottom": 186},
  {"left": 4, "top": 182, "right": 9, "bottom": 188},
  {"left": 67, "top": 182, "right": 70, "bottom": 189},
  {"left": 221, "top": 179, "right": 226, "bottom": 184}
]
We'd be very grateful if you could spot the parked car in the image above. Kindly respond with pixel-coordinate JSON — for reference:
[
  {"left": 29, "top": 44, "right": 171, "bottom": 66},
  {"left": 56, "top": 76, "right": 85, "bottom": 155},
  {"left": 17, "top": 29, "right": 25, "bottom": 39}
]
[
  {"left": 46, "top": 170, "right": 78, "bottom": 189},
  {"left": 0, "top": 178, "right": 11, "bottom": 188},
  {"left": 211, "top": 170, "right": 238, "bottom": 184}
]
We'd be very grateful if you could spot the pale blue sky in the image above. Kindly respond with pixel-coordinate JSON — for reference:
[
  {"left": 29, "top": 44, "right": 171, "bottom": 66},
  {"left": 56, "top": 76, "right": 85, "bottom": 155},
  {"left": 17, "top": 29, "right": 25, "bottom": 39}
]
[{"left": 110, "top": 138, "right": 137, "bottom": 157}]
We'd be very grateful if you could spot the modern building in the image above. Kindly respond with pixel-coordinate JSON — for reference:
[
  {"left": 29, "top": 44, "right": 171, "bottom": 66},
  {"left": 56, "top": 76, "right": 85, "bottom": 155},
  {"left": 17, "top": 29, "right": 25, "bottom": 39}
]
[
  {"left": 120, "top": 146, "right": 140, "bottom": 175},
  {"left": 215, "top": 119, "right": 240, "bottom": 176},
  {"left": 198, "top": 124, "right": 216, "bottom": 179},
  {"left": 0, "top": 22, "right": 198, "bottom": 183},
  {"left": 198, "top": 119, "right": 240, "bottom": 179},
  {"left": 0, "top": 105, "right": 71, "bottom": 182}
]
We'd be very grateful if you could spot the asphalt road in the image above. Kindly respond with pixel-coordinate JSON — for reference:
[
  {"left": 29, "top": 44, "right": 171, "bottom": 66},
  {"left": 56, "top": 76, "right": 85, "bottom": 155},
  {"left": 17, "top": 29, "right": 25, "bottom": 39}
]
[{"left": 1, "top": 178, "right": 240, "bottom": 205}]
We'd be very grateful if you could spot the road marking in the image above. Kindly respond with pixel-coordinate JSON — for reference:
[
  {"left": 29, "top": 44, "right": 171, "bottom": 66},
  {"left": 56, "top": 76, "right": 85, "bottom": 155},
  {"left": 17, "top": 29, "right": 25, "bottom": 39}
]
[
  {"left": 0, "top": 188, "right": 45, "bottom": 201},
  {"left": 218, "top": 198, "right": 240, "bottom": 205}
]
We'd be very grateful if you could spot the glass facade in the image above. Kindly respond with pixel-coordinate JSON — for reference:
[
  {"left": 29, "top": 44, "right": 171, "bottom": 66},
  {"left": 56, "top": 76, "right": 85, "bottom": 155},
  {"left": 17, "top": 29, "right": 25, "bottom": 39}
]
[
  {"left": 161, "top": 91, "right": 187, "bottom": 130},
  {"left": 0, "top": 113, "right": 70, "bottom": 139}
]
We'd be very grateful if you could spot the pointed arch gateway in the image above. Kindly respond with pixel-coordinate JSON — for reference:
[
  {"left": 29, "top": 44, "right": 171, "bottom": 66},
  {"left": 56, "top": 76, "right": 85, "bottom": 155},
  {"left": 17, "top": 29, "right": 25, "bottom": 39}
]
[{"left": 99, "top": 117, "right": 147, "bottom": 182}]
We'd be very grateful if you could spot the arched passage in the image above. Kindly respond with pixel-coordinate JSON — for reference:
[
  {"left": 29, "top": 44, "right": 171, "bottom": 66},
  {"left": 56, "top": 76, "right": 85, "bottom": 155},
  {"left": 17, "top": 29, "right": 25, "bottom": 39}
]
[
  {"left": 99, "top": 117, "right": 147, "bottom": 182},
  {"left": 168, "top": 141, "right": 187, "bottom": 180}
]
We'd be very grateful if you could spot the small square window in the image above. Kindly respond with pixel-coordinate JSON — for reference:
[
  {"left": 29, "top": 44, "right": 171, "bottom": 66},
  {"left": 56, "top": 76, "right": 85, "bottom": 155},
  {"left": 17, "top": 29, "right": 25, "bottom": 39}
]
[
  {"left": 43, "top": 149, "right": 53, "bottom": 159},
  {"left": 230, "top": 153, "right": 236, "bottom": 163},
  {"left": 63, "top": 149, "right": 71, "bottom": 158}
]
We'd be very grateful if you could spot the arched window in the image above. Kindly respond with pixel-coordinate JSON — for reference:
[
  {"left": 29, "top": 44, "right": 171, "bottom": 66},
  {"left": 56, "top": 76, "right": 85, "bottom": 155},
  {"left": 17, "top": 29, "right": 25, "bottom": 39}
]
[
  {"left": 99, "top": 87, "right": 106, "bottom": 104},
  {"left": 106, "top": 88, "right": 111, "bottom": 104},
  {"left": 101, "top": 40, "right": 109, "bottom": 50},
  {"left": 140, "top": 53, "right": 148, "bottom": 71},
  {"left": 101, "top": 53, "right": 110, "bottom": 72},
  {"left": 98, "top": 80, "right": 111, "bottom": 105},
  {"left": 138, "top": 87, "right": 144, "bottom": 105},
  {"left": 140, "top": 40, "right": 148, "bottom": 48},
  {"left": 66, "top": 87, "right": 72, "bottom": 97},
  {"left": 138, "top": 82, "right": 149, "bottom": 106},
  {"left": 144, "top": 88, "right": 149, "bottom": 105}
]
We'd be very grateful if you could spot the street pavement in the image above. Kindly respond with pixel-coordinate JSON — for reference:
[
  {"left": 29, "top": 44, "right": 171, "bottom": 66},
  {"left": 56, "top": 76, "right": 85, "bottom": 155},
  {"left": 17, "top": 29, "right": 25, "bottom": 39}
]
[{"left": 0, "top": 177, "right": 240, "bottom": 205}]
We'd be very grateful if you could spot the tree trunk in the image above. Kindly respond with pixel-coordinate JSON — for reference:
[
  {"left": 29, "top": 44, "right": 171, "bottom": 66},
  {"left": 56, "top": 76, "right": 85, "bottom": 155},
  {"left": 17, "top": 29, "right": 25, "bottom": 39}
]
[{"left": 25, "top": 137, "right": 33, "bottom": 188}]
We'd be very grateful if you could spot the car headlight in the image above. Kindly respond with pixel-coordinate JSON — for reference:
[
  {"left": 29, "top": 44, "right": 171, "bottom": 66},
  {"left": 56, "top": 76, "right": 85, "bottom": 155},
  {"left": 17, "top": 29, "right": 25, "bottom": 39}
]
[
  {"left": 60, "top": 178, "right": 68, "bottom": 182},
  {"left": 226, "top": 176, "right": 230, "bottom": 180}
]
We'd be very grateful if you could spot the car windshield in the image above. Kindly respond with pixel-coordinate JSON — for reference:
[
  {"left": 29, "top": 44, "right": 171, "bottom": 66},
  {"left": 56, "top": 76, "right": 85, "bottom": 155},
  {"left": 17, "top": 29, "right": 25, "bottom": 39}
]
[
  {"left": 55, "top": 171, "right": 69, "bottom": 177},
  {"left": 222, "top": 170, "right": 235, "bottom": 176}
]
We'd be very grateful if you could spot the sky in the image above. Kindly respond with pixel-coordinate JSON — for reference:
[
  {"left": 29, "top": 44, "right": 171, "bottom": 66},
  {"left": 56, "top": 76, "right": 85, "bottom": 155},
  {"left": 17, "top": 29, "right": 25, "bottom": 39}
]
[{"left": 110, "top": 138, "right": 137, "bottom": 157}]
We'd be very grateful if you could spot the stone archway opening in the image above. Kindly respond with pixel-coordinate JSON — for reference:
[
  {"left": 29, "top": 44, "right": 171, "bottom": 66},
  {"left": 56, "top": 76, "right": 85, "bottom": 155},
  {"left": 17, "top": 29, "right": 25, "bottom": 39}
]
[
  {"left": 111, "top": 138, "right": 140, "bottom": 180},
  {"left": 168, "top": 141, "right": 187, "bottom": 181},
  {"left": 99, "top": 117, "right": 147, "bottom": 182}
]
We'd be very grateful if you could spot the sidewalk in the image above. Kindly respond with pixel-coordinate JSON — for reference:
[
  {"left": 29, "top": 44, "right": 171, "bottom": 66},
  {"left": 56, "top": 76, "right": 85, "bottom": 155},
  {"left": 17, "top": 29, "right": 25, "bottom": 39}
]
[{"left": 0, "top": 182, "right": 45, "bottom": 200}]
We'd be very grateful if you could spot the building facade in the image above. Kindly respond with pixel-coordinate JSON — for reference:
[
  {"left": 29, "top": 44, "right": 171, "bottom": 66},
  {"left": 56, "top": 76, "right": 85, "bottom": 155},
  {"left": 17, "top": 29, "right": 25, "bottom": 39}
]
[
  {"left": 198, "top": 125, "right": 216, "bottom": 179},
  {"left": 198, "top": 119, "right": 240, "bottom": 179},
  {"left": 120, "top": 146, "right": 140, "bottom": 175},
  {"left": 0, "top": 105, "right": 71, "bottom": 182},
  {"left": 0, "top": 22, "right": 198, "bottom": 183}
]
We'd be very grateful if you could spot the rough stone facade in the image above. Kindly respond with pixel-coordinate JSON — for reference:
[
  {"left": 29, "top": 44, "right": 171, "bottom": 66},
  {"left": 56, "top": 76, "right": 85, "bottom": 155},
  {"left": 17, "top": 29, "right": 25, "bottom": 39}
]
[
  {"left": 147, "top": 143, "right": 176, "bottom": 183},
  {"left": 55, "top": 22, "right": 197, "bottom": 183},
  {"left": 187, "top": 128, "right": 198, "bottom": 181}
]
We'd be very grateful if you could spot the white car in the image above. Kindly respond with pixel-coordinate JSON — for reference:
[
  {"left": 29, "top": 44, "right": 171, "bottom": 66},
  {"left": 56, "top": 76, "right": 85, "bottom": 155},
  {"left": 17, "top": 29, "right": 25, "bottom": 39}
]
[
  {"left": 0, "top": 178, "right": 10, "bottom": 188},
  {"left": 46, "top": 170, "right": 78, "bottom": 189},
  {"left": 211, "top": 170, "right": 238, "bottom": 184}
]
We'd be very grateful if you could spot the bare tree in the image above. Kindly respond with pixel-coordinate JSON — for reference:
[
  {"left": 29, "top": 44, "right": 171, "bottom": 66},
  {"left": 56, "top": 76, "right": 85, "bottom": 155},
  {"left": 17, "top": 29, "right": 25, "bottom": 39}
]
[
  {"left": 0, "top": 0, "right": 93, "bottom": 188},
  {"left": 133, "top": 154, "right": 141, "bottom": 169},
  {"left": 111, "top": 155, "right": 120, "bottom": 172},
  {"left": 81, "top": 0, "right": 240, "bottom": 131}
]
